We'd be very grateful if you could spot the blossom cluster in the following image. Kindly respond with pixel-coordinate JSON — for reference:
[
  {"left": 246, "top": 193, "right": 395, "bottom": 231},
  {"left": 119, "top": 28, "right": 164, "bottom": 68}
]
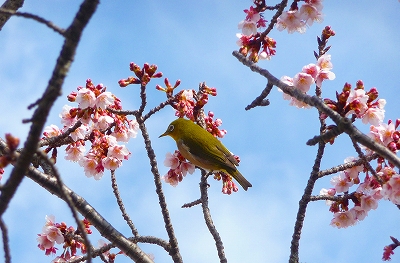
[
  {"left": 213, "top": 171, "right": 240, "bottom": 195},
  {"left": 236, "top": 0, "right": 324, "bottom": 62},
  {"left": 236, "top": 5, "right": 275, "bottom": 62},
  {"left": 161, "top": 150, "right": 195, "bottom": 186},
  {"left": 276, "top": 0, "right": 324, "bottom": 34},
  {"left": 279, "top": 53, "right": 335, "bottom": 108},
  {"left": 317, "top": 75, "right": 399, "bottom": 231},
  {"left": 118, "top": 62, "right": 162, "bottom": 87},
  {"left": 320, "top": 117, "right": 400, "bottom": 229},
  {"left": 37, "top": 215, "right": 91, "bottom": 262},
  {"left": 157, "top": 79, "right": 218, "bottom": 122},
  {"left": 43, "top": 79, "right": 138, "bottom": 180},
  {"left": 324, "top": 80, "right": 386, "bottom": 127},
  {"left": 162, "top": 150, "right": 240, "bottom": 195}
]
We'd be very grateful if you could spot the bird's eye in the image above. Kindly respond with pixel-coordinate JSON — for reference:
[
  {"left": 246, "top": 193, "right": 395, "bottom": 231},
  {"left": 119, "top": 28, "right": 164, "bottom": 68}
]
[{"left": 168, "top": 124, "right": 174, "bottom": 132}]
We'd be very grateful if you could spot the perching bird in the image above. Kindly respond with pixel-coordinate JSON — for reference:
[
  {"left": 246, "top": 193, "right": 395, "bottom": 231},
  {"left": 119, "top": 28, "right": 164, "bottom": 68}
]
[{"left": 159, "top": 118, "right": 252, "bottom": 190}]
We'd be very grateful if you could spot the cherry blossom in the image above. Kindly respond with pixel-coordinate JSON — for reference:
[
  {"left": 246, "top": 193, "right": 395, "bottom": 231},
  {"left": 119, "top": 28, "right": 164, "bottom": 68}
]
[
  {"left": 162, "top": 151, "right": 195, "bottom": 187},
  {"left": 276, "top": 10, "right": 306, "bottom": 34},
  {"left": 75, "top": 88, "right": 96, "bottom": 109},
  {"left": 43, "top": 124, "right": 62, "bottom": 138},
  {"left": 65, "top": 142, "right": 86, "bottom": 162},
  {"left": 299, "top": 3, "right": 323, "bottom": 26},
  {"left": 330, "top": 209, "right": 357, "bottom": 228},
  {"left": 330, "top": 172, "right": 353, "bottom": 193}
]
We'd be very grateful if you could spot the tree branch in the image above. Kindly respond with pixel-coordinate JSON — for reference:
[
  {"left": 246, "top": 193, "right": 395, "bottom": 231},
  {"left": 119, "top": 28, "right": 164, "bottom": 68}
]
[
  {"left": 0, "top": 0, "right": 24, "bottom": 30},
  {"left": 136, "top": 117, "right": 183, "bottom": 263},
  {"left": 0, "top": 8, "right": 65, "bottom": 35},
  {"left": 232, "top": 51, "right": 400, "bottom": 169},
  {"left": 0, "top": 0, "right": 99, "bottom": 219},
  {"left": 200, "top": 172, "right": 227, "bottom": 263}
]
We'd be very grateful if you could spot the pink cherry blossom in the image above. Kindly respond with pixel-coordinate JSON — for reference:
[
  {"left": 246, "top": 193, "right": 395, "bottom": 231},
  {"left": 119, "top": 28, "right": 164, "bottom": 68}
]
[
  {"left": 107, "top": 145, "right": 131, "bottom": 160},
  {"left": 79, "top": 155, "right": 103, "bottom": 180},
  {"left": 59, "top": 105, "right": 77, "bottom": 127},
  {"left": 305, "top": 0, "right": 323, "bottom": 11},
  {"left": 344, "top": 156, "right": 363, "bottom": 179},
  {"left": 95, "top": 91, "right": 115, "bottom": 109},
  {"left": 238, "top": 20, "right": 257, "bottom": 36},
  {"left": 299, "top": 3, "right": 323, "bottom": 26},
  {"left": 164, "top": 152, "right": 180, "bottom": 169},
  {"left": 127, "top": 120, "right": 139, "bottom": 139},
  {"left": 65, "top": 143, "right": 86, "bottom": 162},
  {"left": 360, "top": 194, "right": 379, "bottom": 211},
  {"left": 37, "top": 215, "right": 64, "bottom": 252},
  {"left": 293, "top": 72, "right": 314, "bottom": 93},
  {"left": 345, "top": 89, "right": 369, "bottom": 117},
  {"left": 330, "top": 172, "right": 353, "bottom": 193},
  {"left": 362, "top": 107, "right": 385, "bottom": 126},
  {"left": 75, "top": 88, "right": 96, "bottom": 109},
  {"left": 244, "top": 6, "right": 261, "bottom": 23},
  {"left": 96, "top": 115, "right": 114, "bottom": 130},
  {"left": 330, "top": 209, "right": 357, "bottom": 228},
  {"left": 43, "top": 125, "right": 62, "bottom": 138},
  {"left": 162, "top": 169, "right": 181, "bottom": 187},
  {"left": 352, "top": 206, "right": 367, "bottom": 221},
  {"left": 179, "top": 160, "right": 195, "bottom": 176},
  {"left": 315, "top": 54, "right": 335, "bottom": 86},
  {"left": 102, "top": 156, "right": 122, "bottom": 170},
  {"left": 382, "top": 174, "right": 400, "bottom": 205},
  {"left": 276, "top": 10, "right": 306, "bottom": 34},
  {"left": 302, "top": 63, "right": 319, "bottom": 79},
  {"left": 37, "top": 234, "right": 55, "bottom": 250},
  {"left": 112, "top": 129, "right": 130, "bottom": 142},
  {"left": 70, "top": 124, "right": 89, "bottom": 141}
]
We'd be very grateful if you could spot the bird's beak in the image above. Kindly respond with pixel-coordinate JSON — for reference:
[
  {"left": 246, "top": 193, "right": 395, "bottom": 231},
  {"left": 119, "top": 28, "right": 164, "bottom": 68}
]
[{"left": 159, "top": 131, "right": 168, "bottom": 138}]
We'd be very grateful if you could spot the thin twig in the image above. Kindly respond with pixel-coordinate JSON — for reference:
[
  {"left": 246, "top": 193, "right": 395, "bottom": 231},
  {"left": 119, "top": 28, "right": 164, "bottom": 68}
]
[
  {"left": 110, "top": 170, "right": 139, "bottom": 236},
  {"left": 143, "top": 98, "right": 174, "bottom": 121},
  {"left": 350, "top": 136, "right": 382, "bottom": 184},
  {"left": 245, "top": 81, "right": 272, "bottom": 110},
  {"left": 0, "top": 218, "right": 11, "bottom": 263},
  {"left": 136, "top": 117, "right": 183, "bottom": 263},
  {"left": 0, "top": 8, "right": 65, "bottom": 35},
  {"left": 39, "top": 120, "right": 82, "bottom": 148},
  {"left": 131, "top": 236, "right": 171, "bottom": 252},
  {"left": 200, "top": 171, "right": 227, "bottom": 263},
  {"left": 181, "top": 198, "right": 202, "bottom": 208},
  {"left": 318, "top": 153, "right": 378, "bottom": 178}
]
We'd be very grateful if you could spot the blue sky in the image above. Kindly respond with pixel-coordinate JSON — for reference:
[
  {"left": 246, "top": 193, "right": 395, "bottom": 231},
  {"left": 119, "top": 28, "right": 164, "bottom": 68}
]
[{"left": 1, "top": 1, "right": 400, "bottom": 262}]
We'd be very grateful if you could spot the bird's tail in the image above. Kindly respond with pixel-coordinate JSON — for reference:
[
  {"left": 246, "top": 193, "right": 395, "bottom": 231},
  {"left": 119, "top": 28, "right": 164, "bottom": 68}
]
[{"left": 231, "top": 170, "right": 252, "bottom": 191}]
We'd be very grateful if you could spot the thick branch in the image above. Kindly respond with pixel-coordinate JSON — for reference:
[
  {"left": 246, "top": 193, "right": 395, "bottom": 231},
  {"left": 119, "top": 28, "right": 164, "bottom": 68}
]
[
  {"left": 0, "top": 0, "right": 24, "bottom": 30},
  {"left": 0, "top": 138, "right": 154, "bottom": 262},
  {"left": 0, "top": 0, "right": 98, "bottom": 218}
]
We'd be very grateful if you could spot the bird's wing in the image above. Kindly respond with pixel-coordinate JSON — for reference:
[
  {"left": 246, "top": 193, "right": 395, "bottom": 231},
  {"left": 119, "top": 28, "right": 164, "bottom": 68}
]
[{"left": 184, "top": 134, "right": 237, "bottom": 171}]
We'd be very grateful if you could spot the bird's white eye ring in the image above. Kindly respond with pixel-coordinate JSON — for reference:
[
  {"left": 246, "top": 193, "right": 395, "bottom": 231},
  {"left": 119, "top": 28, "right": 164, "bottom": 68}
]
[{"left": 168, "top": 124, "right": 174, "bottom": 132}]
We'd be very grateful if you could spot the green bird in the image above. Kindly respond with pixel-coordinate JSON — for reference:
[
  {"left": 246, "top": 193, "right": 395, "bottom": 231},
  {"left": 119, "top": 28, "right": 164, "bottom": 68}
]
[{"left": 159, "top": 118, "right": 252, "bottom": 190}]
